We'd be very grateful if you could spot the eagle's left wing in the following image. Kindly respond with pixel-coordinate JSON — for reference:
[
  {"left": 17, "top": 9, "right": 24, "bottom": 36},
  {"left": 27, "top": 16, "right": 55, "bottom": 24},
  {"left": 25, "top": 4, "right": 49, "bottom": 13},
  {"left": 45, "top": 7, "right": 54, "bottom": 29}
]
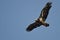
[{"left": 26, "top": 21, "right": 41, "bottom": 32}]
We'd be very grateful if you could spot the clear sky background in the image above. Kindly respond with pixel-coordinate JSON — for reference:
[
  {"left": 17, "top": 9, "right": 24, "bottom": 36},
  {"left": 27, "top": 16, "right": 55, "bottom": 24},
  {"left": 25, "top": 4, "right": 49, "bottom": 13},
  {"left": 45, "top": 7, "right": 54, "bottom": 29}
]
[{"left": 0, "top": 0, "right": 60, "bottom": 40}]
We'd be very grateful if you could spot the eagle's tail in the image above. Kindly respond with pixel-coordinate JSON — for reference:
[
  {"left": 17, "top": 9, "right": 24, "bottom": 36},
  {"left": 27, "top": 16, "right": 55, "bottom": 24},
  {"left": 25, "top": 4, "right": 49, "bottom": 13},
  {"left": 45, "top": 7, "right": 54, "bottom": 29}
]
[
  {"left": 26, "top": 21, "right": 41, "bottom": 32},
  {"left": 42, "top": 22, "right": 49, "bottom": 27}
]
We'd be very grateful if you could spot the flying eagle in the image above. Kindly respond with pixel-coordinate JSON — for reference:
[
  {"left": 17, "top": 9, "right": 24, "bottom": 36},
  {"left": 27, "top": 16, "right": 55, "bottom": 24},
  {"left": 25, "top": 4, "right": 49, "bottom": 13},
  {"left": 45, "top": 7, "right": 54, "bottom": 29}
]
[{"left": 26, "top": 2, "right": 52, "bottom": 32}]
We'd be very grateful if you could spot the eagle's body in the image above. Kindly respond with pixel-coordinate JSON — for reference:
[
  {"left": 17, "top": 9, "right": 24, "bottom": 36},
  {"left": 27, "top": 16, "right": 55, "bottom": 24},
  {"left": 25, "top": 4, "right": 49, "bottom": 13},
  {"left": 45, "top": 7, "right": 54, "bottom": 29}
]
[{"left": 26, "top": 2, "right": 52, "bottom": 32}]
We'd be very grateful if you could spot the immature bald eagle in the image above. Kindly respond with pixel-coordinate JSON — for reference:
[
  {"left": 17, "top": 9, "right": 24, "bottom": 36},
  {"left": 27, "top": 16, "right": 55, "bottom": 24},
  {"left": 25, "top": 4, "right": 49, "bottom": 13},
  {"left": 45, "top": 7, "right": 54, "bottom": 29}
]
[{"left": 26, "top": 2, "right": 52, "bottom": 32}]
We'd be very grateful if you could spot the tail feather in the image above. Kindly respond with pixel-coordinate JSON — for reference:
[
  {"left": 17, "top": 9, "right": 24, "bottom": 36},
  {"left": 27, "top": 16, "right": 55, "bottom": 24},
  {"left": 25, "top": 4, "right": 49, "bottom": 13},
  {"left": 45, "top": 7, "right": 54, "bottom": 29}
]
[{"left": 43, "top": 23, "right": 49, "bottom": 27}]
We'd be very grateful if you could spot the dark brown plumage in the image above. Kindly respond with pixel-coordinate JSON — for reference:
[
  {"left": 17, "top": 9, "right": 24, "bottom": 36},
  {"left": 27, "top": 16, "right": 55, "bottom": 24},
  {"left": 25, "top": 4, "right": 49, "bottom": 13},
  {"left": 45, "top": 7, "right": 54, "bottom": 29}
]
[{"left": 26, "top": 2, "right": 52, "bottom": 32}]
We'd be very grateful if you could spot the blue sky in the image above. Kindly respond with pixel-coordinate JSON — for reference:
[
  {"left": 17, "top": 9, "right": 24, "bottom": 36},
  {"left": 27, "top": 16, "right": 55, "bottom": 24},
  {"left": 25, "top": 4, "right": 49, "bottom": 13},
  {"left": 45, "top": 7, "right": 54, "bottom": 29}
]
[{"left": 0, "top": 0, "right": 60, "bottom": 40}]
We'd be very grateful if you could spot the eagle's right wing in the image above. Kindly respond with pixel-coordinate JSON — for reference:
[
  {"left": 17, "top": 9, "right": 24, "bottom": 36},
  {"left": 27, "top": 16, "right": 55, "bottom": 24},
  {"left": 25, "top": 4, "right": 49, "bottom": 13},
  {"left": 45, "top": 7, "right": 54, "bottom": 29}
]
[{"left": 39, "top": 2, "right": 52, "bottom": 21}]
